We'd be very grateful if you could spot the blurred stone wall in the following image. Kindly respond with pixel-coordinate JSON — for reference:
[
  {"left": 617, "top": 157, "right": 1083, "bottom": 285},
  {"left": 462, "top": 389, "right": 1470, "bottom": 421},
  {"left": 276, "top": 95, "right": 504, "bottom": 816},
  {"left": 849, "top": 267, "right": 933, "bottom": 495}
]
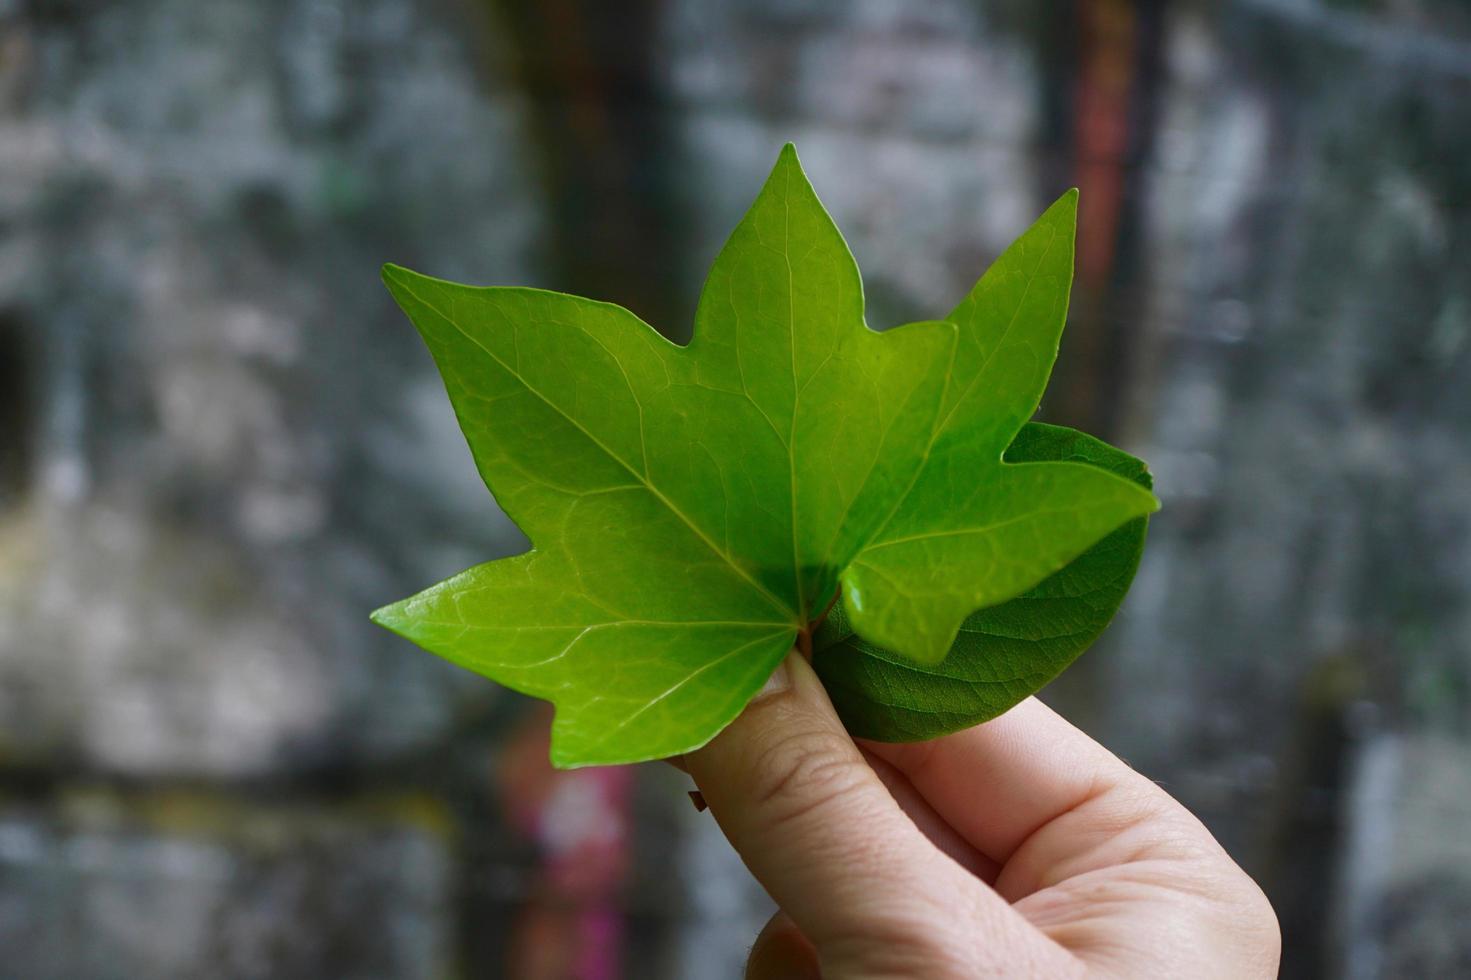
[
  {"left": 1, "top": 0, "right": 1469, "bottom": 977},
  {"left": 0, "top": 0, "right": 543, "bottom": 777},
  {"left": 0, "top": 0, "right": 549, "bottom": 975}
]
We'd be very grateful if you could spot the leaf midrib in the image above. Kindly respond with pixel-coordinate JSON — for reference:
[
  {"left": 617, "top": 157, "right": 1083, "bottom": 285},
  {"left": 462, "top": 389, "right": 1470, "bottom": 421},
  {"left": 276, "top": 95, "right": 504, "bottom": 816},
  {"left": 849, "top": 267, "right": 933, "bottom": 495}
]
[{"left": 782, "top": 170, "right": 807, "bottom": 624}]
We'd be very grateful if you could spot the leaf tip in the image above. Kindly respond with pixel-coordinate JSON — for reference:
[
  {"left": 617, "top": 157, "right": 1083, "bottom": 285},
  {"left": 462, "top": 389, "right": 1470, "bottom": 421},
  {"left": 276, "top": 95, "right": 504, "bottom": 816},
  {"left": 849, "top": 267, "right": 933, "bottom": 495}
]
[
  {"left": 771, "top": 142, "right": 807, "bottom": 184},
  {"left": 369, "top": 599, "right": 410, "bottom": 633},
  {"left": 380, "top": 263, "right": 438, "bottom": 318},
  {"left": 380, "top": 263, "right": 416, "bottom": 302},
  {"left": 546, "top": 746, "right": 584, "bottom": 771},
  {"left": 381, "top": 262, "right": 439, "bottom": 297},
  {"left": 1120, "top": 469, "right": 1162, "bottom": 517},
  {"left": 1103, "top": 471, "right": 1162, "bottom": 522}
]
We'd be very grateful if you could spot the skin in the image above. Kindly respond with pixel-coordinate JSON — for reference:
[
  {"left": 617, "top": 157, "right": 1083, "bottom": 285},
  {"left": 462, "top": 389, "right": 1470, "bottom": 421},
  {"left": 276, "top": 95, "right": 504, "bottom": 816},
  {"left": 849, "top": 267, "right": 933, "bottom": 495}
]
[{"left": 680, "top": 652, "right": 1282, "bottom": 979}]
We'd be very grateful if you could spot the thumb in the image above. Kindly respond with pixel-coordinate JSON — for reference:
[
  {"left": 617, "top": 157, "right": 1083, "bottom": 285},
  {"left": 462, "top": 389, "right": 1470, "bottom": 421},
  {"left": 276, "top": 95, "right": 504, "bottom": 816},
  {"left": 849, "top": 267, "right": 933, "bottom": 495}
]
[{"left": 685, "top": 651, "right": 1064, "bottom": 976}]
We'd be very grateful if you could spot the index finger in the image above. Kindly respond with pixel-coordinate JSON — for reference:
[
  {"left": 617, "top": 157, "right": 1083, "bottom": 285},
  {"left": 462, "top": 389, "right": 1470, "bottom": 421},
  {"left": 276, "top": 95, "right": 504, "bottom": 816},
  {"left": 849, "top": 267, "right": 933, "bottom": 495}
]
[{"left": 861, "top": 698, "right": 1177, "bottom": 877}]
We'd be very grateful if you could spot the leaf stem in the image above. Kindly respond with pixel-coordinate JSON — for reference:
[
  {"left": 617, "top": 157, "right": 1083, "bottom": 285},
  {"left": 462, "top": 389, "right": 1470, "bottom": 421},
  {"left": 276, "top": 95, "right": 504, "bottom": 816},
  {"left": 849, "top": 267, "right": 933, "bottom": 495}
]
[
  {"left": 796, "top": 587, "right": 841, "bottom": 661},
  {"left": 811, "top": 588, "right": 840, "bottom": 634}
]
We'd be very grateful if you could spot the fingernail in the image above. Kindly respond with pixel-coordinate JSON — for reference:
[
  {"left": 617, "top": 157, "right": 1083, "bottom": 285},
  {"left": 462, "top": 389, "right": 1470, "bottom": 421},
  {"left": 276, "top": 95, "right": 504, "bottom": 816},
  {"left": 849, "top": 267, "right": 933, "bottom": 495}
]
[{"left": 752, "top": 657, "right": 792, "bottom": 703}]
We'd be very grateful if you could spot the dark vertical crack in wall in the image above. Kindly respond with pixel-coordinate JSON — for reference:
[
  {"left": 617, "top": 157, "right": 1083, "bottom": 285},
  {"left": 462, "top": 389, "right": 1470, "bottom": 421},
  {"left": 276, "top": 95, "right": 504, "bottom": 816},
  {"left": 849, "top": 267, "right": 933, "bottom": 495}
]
[
  {"left": 0, "top": 309, "right": 35, "bottom": 505},
  {"left": 484, "top": 0, "right": 687, "bottom": 339}
]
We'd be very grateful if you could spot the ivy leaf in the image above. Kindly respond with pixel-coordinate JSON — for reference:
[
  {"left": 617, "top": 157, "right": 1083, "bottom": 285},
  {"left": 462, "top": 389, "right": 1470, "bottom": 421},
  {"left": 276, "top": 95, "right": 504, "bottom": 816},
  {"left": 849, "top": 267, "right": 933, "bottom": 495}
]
[
  {"left": 814, "top": 422, "right": 1152, "bottom": 741},
  {"left": 836, "top": 190, "right": 1152, "bottom": 663},
  {"left": 371, "top": 145, "right": 1158, "bottom": 767}
]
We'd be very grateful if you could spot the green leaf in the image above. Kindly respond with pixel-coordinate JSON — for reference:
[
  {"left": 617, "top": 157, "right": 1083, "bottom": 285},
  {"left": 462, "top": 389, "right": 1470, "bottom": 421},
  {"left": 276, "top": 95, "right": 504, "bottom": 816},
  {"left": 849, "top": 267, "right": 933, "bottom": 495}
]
[
  {"left": 813, "top": 422, "right": 1152, "bottom": 741},
  {"left": 372, "top": 144, "right": 1158, "bottom": 767},
  {"left": 836, "top": 191, "right": 1158, "bottom": 663}
]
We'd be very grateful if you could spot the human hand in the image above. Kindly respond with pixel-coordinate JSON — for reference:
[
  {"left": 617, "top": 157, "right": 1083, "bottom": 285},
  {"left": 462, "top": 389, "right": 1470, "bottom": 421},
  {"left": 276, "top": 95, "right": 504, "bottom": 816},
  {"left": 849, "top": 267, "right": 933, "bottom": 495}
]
[{"left": 682, "top": 652, "right": 1281, "bottom": 979}]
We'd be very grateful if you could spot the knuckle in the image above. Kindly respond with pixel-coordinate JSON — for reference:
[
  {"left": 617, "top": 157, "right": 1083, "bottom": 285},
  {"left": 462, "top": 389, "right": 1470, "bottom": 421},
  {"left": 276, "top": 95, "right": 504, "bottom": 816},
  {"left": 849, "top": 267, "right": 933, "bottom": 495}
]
[
  {"left": 747, "top": 725, "right": 870, "bottom": 827},
  {"left": 823, "top": 919, "right": 973, "bottom": 980}
]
